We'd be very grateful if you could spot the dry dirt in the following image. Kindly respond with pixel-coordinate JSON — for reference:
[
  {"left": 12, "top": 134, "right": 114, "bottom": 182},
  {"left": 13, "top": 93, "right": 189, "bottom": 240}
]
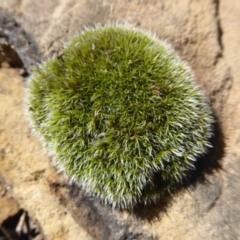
[{"left": 0, "top": 0, "right": 240, "bottom": 239}]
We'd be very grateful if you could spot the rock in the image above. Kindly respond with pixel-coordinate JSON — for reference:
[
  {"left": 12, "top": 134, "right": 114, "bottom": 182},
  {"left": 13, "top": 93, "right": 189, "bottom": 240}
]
[
  {"left": 0, "top": 177, "right": 19, "bottom": 225},
  {"left": 0, "top": 66, "right": 90, "bottom": 239},
  {"left": 0, "top": 10, "right": 41, "bottom": 73},
  {"left": 0, "top": 0, "right": 240, "bottom": 239}
]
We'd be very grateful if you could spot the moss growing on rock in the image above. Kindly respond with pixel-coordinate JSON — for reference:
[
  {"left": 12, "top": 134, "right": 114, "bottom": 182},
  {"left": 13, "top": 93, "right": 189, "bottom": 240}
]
[{"left": 26, "top": 24, "right": 213, "bottom": 208}]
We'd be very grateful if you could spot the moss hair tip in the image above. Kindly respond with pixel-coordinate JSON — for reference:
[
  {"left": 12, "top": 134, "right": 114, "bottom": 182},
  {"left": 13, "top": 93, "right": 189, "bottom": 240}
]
[{"left": 26, "top": 23, "right": 213, "bottom": 209}]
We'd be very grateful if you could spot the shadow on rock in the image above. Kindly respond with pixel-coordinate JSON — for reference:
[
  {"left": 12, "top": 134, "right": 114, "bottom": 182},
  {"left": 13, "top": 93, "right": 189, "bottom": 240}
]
[
  {"left": 64, "top": 113, "right": 225, "bottom": 239},
  {"left": 0, "top": 8, "right": 41, "bottom": 75},
  {"left": 133, "top": 113, "right": 225, "bottom": 221}
]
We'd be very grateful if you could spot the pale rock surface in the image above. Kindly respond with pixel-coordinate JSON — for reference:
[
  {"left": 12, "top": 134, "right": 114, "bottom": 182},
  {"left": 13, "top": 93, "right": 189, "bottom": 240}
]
[
  {"left": 0, "top": 0, "right": 239, "bottom": 239},
  {"left": 0, "top": 66, "right": 91, "bottom": 239}
]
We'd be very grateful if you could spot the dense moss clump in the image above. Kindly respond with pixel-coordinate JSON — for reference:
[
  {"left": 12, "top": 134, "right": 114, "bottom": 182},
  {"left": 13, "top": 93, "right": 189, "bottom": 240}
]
[{"left": 26, "top": 24, "right": 213, "bottom": 208}]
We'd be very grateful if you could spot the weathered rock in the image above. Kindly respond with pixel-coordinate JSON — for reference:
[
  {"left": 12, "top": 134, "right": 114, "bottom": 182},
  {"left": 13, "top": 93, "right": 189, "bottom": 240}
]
[
  {"left": 0, "top": 176, "right": 20, "bottom": 225},
  {"left": 0, "top": 66, "right": 91, "bottom": 239},
  {"left": 0, "top": 0, "right": 239, "bottom": 239},
  {"left": 0, "top": 10, "right": 41, "bottom": 72}
]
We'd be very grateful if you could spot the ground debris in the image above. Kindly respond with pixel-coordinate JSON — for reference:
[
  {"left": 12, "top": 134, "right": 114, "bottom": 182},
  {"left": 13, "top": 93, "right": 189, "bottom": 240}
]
[{"left": 0, "top": 209, "right": 44, "bottom": 240}]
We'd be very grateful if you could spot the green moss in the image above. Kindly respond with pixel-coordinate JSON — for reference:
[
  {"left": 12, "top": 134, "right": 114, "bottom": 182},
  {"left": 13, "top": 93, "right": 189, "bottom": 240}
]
[{"left": 26, "top": 24, "right": 213, "bottom": 208}]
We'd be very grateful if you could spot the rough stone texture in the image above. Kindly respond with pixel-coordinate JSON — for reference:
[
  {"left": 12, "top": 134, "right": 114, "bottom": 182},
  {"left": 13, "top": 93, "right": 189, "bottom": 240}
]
[
  {"left": 0, "top": 176, "right": 20, "bottom": 225},
  {"left": 0, "top": 0, "right": 239, "bottom": 239},
  {"left": 0, "top": 66, "right": 90, "bottom": 239},
  {"left": 0, "top": 10, "right": 41, "bottom": 73}
]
